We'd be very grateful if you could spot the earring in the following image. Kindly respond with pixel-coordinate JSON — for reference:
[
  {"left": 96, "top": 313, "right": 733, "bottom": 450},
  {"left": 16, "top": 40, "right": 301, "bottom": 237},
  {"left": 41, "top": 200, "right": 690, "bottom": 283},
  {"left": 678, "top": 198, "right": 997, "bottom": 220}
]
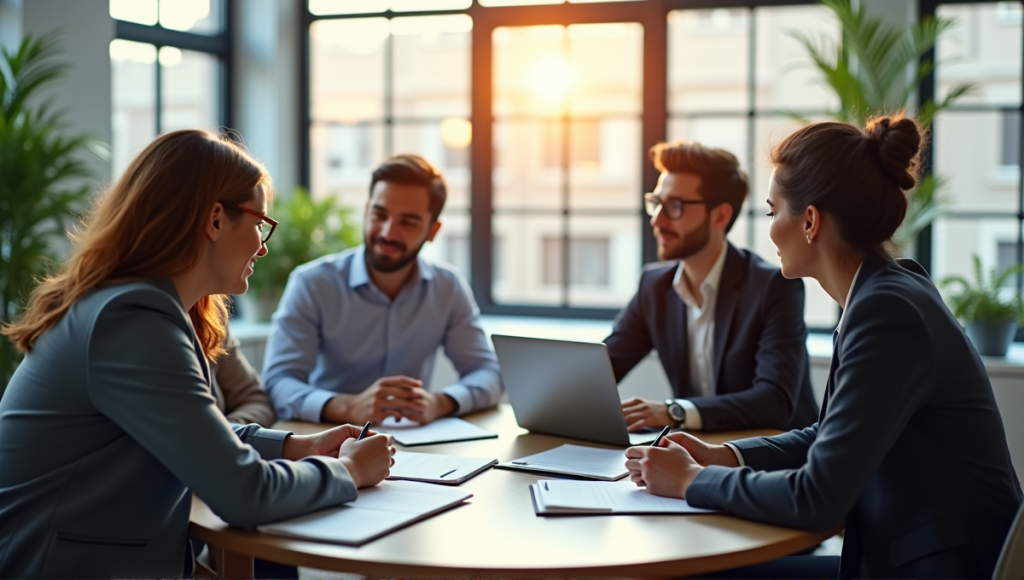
[{"left": 806, "top": 235, "right": 812, "bottom": 244}]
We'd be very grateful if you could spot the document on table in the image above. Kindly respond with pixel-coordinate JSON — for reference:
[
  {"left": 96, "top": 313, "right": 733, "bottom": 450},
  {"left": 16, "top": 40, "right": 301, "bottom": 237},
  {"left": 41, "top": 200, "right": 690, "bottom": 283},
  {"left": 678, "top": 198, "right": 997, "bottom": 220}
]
[
  {"left": 256, "top": 480, "right": 472, "bottom": 546},
  {"left": 388, "top": 450, "right": 497, "bottom": 485},
  {"left": 376, "top": 416, "right": 498, "bottom": 446},
  {"left": 497, "top": 444, "right": 628, "bottom": 481},
  {"left": 530, "top": 479, "right": 718, "bottom": 515}
]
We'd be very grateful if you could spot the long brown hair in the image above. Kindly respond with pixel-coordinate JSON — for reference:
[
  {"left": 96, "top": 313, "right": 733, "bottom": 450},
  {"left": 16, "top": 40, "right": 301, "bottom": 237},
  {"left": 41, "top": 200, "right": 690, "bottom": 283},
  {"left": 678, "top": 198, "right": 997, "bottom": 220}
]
[{"left": 3, "top": 129, "right": 272, "bottom": 359}]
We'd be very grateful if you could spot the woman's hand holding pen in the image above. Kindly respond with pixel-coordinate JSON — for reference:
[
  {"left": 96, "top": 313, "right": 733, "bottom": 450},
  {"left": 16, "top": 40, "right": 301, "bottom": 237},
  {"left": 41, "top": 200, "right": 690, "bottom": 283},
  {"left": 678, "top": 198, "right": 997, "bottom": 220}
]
[
  {"left": 338, "top": 423, "right": 395, "bottom": 488},
  {"left": 623, "top": 433, "right": 737, "bottom": 499}
]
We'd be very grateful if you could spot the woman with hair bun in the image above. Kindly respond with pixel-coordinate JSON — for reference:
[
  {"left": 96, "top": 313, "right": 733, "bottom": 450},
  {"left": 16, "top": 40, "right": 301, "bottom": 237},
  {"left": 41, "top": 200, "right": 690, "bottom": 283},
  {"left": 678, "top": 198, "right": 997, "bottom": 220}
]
[
  {"left": 0, "top": 130, "right": 394, "bottom": 578},
  {"left": 626, "top": 115, "right": 1021, "bottom": 578}
]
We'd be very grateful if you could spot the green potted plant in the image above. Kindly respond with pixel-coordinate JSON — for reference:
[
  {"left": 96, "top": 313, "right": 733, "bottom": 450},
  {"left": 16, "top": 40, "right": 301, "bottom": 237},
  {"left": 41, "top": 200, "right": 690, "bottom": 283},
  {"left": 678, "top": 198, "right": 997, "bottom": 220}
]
[
  {"left": 244, "top": 187, "right": 361, "bottom": 322},
  {"left": 0, "top": 33, "right": 105, "bottom": 393},
  {"left": 789, "top": 0, "right": 975, "bottom": 250},
  {"left": 940, "top": 256, "right": 1024, "bottom": 357}
]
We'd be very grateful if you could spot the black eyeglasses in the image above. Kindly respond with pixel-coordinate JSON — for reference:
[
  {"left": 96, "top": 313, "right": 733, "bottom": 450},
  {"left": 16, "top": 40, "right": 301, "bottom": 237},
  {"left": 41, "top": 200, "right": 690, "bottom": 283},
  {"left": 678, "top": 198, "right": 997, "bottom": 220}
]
[
  {"left": 643, "top": 193, "right": 715, "bottom": 220},
  {"left": 220, "top": 201, "right": 278, "bottom": 245}
]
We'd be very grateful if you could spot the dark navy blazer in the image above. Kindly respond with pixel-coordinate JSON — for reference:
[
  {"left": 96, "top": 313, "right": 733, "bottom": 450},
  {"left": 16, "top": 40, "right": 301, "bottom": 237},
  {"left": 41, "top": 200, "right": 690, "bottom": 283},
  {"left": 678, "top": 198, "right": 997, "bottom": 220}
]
[
  {"left": 604, "top": 243, "right": 819, "bottom": 431},
  {"left": 688, "top": 253, "right": 1022, "bottom": 578}
]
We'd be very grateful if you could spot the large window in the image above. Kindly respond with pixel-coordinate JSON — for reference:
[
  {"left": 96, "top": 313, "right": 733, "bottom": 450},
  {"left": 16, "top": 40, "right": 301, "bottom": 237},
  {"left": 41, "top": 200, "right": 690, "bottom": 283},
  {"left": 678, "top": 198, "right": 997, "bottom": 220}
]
[
  {"left": 303, "top": 0, "right": 1024, "bottom": 330},
  {"left": 109, "top": 0, "right": 229, "bottom": 177}
]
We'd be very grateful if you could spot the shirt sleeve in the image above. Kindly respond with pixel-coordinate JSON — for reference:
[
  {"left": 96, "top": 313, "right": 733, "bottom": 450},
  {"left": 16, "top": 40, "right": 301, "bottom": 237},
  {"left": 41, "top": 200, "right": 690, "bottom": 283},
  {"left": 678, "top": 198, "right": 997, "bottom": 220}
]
[
  {"left": 262, "top": 269, "right": 340, "bottom": 422},
  {"left": 87, "top": 289, "right": 357, "bottom": 529},
  {"left": 723, "top": 442, "right": 746, "bottom": 467},
  {"left": 437, "top": 274, "right": 503, "bottom": 414},
  {"left": 677, "top": 399, "right": 704, "bottom": 431}
]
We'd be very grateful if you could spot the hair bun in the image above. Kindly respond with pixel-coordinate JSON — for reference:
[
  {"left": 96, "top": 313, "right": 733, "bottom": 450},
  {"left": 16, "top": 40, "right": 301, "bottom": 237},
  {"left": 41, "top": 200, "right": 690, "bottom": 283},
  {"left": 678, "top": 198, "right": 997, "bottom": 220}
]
[{"left": 866, "top": 115, "right": 922, "bottom": 191}]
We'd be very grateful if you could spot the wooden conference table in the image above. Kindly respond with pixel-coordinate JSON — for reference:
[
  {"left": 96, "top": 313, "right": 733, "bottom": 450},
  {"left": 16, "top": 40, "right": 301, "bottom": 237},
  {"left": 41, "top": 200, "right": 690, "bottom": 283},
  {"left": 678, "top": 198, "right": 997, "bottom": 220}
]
[{"left": 190, "top": 405, "right": 837, "bottom": 578}]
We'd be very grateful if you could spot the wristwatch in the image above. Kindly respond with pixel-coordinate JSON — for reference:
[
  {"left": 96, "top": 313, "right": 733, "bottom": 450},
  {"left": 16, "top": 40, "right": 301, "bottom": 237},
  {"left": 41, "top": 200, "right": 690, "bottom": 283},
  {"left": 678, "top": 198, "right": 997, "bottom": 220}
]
[{"left": 664, "top": 398, "right": 686, "bottom": 428}]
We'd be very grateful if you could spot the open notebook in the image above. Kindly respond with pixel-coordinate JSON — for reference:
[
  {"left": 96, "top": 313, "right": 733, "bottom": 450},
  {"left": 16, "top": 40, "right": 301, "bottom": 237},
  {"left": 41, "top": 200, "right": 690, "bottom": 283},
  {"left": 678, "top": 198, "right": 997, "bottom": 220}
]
[
  {"left": 530, "top": 479, "right": 717, "bottom": 515},
  {"left": 497, "top": 444, "right": 629, "bottom": 481},
  {"left": 257, "top": 480, "right": 472, "bottom": 546},
  {"left": 388, "top": 450, "right": 497, "bottom": 485}
]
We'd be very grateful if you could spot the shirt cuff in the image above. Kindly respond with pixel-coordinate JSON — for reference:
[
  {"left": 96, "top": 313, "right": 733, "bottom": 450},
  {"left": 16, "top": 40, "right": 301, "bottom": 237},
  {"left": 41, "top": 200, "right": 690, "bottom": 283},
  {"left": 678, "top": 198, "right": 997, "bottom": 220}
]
[
  {"left": 300, "top": 388, "right": 338, "bottom": 423},
  {"left": 439, "top": 384, "right": 470, "bottom": 415},
  {"left": 244, "top": 427, "right": 291, "bottom": 460},
  {"left": 723, "top": 442, "right": 746, "bottom": 467},
  {"left": 677, "top": 399, "right": 703, "bottom": 431}
]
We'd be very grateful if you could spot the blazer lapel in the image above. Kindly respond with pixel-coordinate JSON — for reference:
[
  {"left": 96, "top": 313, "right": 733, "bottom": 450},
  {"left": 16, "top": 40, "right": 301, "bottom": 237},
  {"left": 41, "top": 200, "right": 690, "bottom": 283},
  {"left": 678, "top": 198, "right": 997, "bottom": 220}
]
[
  {"left": 665, "top": 272, "right": 691, "bottom": 398},
  {"left": 711, "top": 245, "right": 745, "bottom": 389}
]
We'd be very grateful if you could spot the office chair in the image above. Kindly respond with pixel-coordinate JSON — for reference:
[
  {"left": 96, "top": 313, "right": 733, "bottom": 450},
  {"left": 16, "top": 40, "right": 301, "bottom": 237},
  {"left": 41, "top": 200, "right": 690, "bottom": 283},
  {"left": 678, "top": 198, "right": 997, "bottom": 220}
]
[{"left": 995, "top": 502, "right": 1024, "bottom": 579}]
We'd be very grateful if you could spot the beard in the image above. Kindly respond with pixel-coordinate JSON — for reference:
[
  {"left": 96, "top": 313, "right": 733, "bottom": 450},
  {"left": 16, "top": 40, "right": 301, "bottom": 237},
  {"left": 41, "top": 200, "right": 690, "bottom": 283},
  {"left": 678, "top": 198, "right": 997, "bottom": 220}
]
[
  {"left": 365, "top": 234, "right": 427, "bottom": 273},
  {"left": 657, "top": 214, "right": 711, "bottom": 261}
]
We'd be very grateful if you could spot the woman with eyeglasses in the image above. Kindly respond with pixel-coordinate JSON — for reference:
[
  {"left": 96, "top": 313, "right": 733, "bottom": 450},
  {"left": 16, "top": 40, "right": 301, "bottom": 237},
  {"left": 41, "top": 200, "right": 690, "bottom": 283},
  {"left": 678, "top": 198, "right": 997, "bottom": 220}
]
[
  {"left": 625, "top": 115, "right": 1021, "bottom": 579},
  {"left": 0, "top": 130, "right": 394, "bottom": 578}
]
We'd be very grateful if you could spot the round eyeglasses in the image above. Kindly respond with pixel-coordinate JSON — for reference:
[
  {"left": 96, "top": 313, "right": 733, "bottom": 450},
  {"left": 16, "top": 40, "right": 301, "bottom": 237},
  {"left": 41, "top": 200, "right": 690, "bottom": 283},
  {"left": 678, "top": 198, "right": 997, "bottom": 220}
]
[
  {"left": 643, "top": 193, "right": 715, "bottom": 220},
  {"left": 220, "top": 201, "right": 279, "bottom": 245}
]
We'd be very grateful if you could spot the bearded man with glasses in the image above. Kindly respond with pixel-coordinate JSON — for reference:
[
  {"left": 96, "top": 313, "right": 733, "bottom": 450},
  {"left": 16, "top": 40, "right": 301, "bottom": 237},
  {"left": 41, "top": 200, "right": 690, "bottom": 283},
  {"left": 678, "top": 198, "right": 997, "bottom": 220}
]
[{"left": 605, "top": 141, "right": 819, "bottom": 434}]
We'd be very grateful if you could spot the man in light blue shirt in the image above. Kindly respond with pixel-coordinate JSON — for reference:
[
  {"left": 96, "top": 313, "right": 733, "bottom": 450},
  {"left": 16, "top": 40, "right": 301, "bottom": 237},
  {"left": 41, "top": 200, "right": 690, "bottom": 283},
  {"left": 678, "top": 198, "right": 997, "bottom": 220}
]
[{"left": 263, "top": 154, "right": 502, "bottom": 424}]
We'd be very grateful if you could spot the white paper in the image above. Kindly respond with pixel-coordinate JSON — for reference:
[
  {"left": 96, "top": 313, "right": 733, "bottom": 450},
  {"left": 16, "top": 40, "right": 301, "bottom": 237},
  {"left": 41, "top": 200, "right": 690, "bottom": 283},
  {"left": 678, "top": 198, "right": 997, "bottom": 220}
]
[
  {"left": 257, "top": 480, "right": 472, "bottom": 545},
  {"left": 532, "top": 480, "right": 717, "bottom": 514},
  {"left": 388, "top": 450, "right": 497, "bottom": 484},
  {"left": 501, "top": 444, "right": 629, "bottom": 480},
  {"left": 377, "top": 416, "right": 497, "bottom": 446}
]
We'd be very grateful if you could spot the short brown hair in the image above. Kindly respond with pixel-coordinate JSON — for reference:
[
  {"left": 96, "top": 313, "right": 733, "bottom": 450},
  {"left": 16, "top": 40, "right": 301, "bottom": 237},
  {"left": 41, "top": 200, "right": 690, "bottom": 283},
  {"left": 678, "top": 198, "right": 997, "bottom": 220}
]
[
  {"left": 649, "top": 140, "right": 749, "bottom": 233},
  {"left": 770, "top": 115, "right": 923, "bottom": 257},
  {"left": 370, "top": 154, "right": 447, "bottom": 221}
]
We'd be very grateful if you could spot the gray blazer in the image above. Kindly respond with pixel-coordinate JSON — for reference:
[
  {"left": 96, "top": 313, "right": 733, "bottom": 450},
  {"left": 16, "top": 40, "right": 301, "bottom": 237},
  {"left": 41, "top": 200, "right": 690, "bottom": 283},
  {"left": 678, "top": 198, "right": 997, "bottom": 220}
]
[
  {"left": 687, "top": 254, "right": 1022, "bottom": 578},
  {"left": 0, "top": 279, "right": 358, "bottom": 578}
]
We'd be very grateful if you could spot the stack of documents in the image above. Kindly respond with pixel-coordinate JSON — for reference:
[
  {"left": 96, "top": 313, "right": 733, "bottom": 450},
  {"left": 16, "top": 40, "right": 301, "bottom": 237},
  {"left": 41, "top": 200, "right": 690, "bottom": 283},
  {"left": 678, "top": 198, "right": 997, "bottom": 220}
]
[
  {"left": 530, "top": 480, "right": 718, "bottom": 515},
  {"left": 377, "top": 416, "right": 498, "bottom": 446},
  {"left": 257, "top": 480, "right": 472, "bottom": 545},
  {"left": 498, "top": 444, "right": 629, "bottom": 481},
  {"left": 388, "top": 450, "right": 497, "bottom": 485}
]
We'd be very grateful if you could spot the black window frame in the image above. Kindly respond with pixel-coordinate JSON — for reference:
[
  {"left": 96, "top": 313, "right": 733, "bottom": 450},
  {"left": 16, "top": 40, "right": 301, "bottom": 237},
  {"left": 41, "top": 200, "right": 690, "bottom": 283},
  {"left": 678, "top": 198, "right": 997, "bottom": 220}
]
[{"left": 112, "top": 0, "right": 234, "bottom": 136}]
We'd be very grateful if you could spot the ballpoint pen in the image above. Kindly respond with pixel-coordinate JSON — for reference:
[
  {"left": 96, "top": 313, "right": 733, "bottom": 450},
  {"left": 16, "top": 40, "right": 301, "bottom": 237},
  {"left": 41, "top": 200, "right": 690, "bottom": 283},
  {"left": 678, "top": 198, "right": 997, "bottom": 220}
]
[
  {"left": 651, "top": 425, "right": 671, "bottom": 447},
  {"left": 356, "top": 421, "right": 372, "bottom": 441}
]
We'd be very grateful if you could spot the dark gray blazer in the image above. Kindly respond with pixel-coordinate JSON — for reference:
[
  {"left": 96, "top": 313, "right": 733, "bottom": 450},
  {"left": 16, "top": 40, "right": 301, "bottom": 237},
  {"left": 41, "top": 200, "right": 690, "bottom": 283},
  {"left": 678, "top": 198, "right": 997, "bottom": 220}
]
[
  {"left": 687, "top": 254, "right": 1022, "bottom": 578},
  {"left": 604, "top": 243, "right": 819, "bottom": 431},
  {"left": 0, "top": 279, "right": 358, "bottom": 578}
]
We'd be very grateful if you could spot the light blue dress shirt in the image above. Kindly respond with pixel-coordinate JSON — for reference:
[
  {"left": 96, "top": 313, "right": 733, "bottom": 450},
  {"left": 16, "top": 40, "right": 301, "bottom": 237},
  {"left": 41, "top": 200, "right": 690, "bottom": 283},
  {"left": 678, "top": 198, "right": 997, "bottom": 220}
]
[{"left": 263, "top": 246, "right": 503, "bottom": 422}]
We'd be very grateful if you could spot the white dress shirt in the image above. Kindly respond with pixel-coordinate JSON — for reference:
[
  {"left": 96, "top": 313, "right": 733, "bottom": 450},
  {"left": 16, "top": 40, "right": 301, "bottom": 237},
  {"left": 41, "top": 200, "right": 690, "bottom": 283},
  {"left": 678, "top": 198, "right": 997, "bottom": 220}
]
[
  {"left": 723, "top": 261, "right": 864, "bottom": 467},
  {"left": 670, "top": 243, "right": 729, "bottom": 430}
]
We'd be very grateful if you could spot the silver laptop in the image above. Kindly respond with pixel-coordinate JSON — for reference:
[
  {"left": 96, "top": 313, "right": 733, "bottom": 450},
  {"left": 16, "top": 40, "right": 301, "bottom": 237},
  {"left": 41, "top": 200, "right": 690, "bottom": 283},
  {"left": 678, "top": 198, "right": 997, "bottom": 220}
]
[{"left": 491, "top": 335, "right": 658, "bottom": 447}]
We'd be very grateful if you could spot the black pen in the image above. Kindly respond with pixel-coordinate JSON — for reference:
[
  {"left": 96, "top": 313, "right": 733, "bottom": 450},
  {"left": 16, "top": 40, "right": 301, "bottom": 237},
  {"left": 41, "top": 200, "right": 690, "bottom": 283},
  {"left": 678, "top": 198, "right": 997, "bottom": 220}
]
[
  {"left": 651, "top": 425, "right": 671, "bottom": 447},
  {"left": 356, "top": 421, "right": 372, "bottom": 441}
]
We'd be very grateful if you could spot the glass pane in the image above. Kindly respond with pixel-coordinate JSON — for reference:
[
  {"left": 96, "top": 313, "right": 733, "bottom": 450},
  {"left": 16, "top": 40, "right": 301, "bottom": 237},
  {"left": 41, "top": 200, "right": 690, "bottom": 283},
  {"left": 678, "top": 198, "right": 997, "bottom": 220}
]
[
  {"left": 480, "top": 0, "right": 561, "bottom": 6},
  {"left": 754, "top": 5, "right": 840, "bottom": 112},
  {"left": 392, "top": 0, "right": 471, "bottom": 10},
  {"left": 110, "top": 0, "right": 157, "bottom": 25},
  {"left": 567, "top": 119, "right": 641, "bottom": 210},
  {"left": 309, "top": 0, "right": 388, "bottom": 15},
  {"left": 668, "top": 9, "right": 750, "bottom": 113},
  {"left": 492, "top": 213, "right": 563, "bottom": 306},
  {"left": 393, "top": 122, "right": 470, "bottom": 210},
  {"left": 310, "top": 18, "right": 388, "bottom": 122},
  {"left": 567, "top": 216, "right": 641, "bottom": 308},
  {"left": 417, "top": 211, "right": 472, "bottom": 283},
  {"left": 934, "top": 110, "right": 1020, "bottom": 212},
  {"left": 566, "top": 23, "right": 643, "bottom": 117},
  {"left": 161, "top": 48, "right": 221, "bottom": 133},
  {"left": 937, "top": 3, "right": 1023, "bottom": 107},
  {"left": 751, "top": 216, "right": 838, "bottom": 329},
  {"left": 493, "top": 25, "right": 567, "bottom": 119},
  {"left": 932, "top": 217, "right": 1021, "bottom": 288},
  {"left": 667, "top": 116, "right": 750, "bottom": 173},
  {"left": 159, "top": 0, "right": 223, "bottom": 34},
  {"left": 310, "top": 122, "right": 387, "bottom": 212},
  {"left": 493, "top": 120, "right": 564, "bottom": 210},
  {"left": 392, "top": 15, "right": 471, "bottom": 119},
  {"left": 110, "top": 40, "right": 156, "bottom": 179}
]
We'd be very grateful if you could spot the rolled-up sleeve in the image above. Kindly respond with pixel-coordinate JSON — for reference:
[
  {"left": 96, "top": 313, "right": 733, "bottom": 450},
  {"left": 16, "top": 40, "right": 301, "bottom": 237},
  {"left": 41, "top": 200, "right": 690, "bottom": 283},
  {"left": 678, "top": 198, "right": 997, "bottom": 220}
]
[{"left": 438, "top": 276, "right": 503, "bottom": 414}]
